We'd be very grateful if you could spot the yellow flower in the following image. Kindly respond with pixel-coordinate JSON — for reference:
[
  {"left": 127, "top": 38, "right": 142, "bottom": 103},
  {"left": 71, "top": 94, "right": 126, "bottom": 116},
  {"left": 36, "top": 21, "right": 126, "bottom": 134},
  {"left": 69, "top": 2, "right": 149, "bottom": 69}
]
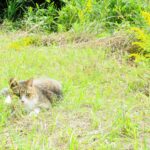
[
  {"left": 9, "top": 42, "right": 22, "bottom": 51},
  {"left": 8, "top": 36, "right": 37, "bottom": 50},
  {"left": 129, "top": 53, "right": 142, "bottom": 62},
  {"left": 131, "top": 27, "right": 147, "bottom": 41},
  {"left": 132, "top": 42, "right": 144, "bottom": 49},
  {"left": 142, "top": 11, "right": 150, "bottom": 26},
  {"left": 86, "top": 0, "right": 92, "bottom": 12}
]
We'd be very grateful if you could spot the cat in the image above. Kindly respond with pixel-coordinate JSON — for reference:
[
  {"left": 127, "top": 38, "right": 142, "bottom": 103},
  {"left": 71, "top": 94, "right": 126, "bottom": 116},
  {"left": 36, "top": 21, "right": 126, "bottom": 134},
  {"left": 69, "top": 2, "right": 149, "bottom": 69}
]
[{"left": 9, "top": 77, "right": 63, "bottom": 115}]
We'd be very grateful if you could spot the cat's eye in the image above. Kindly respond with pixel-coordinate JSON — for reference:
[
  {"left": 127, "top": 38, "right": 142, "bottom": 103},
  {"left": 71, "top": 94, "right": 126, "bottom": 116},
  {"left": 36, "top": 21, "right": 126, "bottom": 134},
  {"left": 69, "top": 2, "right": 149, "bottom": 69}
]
[
  {"left": 12, "top": 89, "right": 20, "bottom": 97},
  {"left": 26, "top": 92, "right": 31, "bottom": 97}
]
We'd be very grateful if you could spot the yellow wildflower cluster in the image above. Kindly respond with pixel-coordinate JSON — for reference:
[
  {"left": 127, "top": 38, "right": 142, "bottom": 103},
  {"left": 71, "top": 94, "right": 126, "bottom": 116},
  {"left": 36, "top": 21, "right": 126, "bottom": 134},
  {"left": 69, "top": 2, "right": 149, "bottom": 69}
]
[
  {"left": 131, "top": 27, "right": 147, "bottom": 41},
  {"left": 9, "top": 36, "right": 39, "bottom": 50},
  {"left": 9, "top": 42, "right": 21, "bottom": 51},
  {"left": 130, "top": 11, "right": 150, "bottom": 62},
  {"left": 86, "top": 0, "right": 92, "bottom": 13},
  {"left": 142, "top": 11, "right": 150, "bottom": 26},
  {"left": 78, "top": 0, "right": 93, "bottom": 23}
]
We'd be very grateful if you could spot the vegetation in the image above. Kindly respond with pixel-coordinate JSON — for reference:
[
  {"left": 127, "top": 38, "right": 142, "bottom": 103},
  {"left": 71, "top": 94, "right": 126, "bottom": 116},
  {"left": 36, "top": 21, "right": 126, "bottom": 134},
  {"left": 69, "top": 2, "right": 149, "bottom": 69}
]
[
  {"left": 0, "top": 0, "right": 149, "bottom": 31},
  {"left": 0, "top": 0, "right": 149, "bottom": 149}
]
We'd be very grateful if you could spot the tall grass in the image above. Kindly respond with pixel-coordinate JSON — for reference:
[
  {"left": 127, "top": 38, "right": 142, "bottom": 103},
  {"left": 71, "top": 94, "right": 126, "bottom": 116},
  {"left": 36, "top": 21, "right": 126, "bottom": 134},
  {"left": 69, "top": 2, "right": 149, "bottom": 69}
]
[{"left": 4, "top": 0, "right": 26, "bottom": 21}]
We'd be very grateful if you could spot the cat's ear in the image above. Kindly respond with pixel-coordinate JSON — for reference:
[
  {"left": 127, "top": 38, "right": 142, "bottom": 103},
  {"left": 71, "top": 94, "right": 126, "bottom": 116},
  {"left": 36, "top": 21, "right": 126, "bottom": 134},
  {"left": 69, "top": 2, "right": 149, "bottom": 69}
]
[
  {"left": 9, "top": 78, "right": 18, "bottom": 88},
  {"left": 26, "top": 78, "right": 33, "bottom": 87}
]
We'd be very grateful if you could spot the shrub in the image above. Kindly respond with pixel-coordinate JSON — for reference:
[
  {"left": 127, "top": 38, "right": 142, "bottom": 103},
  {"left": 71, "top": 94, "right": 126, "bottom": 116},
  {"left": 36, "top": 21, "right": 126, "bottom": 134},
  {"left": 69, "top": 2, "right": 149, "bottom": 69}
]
[
  {"left": 22, "top": 2, "right": 57, "bottom": 32},
  {"left": 129, "top": 11, "right": 150, "bottom": 63},
  {"left": 57, "top": 3, "right": 79, "bottom": 31},
  {"left": 107, "top": 0, "right": 143, "bottom": 25},
  {"left": 57, "top": 0, "right": 148, "bottom": 32}
]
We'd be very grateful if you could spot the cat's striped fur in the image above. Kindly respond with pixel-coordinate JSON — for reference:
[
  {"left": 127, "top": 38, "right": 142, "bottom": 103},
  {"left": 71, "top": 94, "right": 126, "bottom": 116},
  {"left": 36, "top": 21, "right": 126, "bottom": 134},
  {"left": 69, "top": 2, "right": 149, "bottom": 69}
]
[{"left": 9, "top": 77, "right": 62, "bottom": 114}]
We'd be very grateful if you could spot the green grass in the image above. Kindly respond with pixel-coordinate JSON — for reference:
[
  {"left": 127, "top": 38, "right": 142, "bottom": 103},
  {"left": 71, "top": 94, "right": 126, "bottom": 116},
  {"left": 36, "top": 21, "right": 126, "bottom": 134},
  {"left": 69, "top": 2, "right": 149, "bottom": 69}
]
[{"left": 0, "top": 32, "right": 149, "bottom": 150}]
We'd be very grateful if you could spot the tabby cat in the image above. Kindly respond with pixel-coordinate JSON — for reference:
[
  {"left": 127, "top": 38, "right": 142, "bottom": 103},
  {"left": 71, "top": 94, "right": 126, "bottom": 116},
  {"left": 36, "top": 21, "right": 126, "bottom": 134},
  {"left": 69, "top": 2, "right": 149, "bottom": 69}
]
[{"left": 9, "top": 77, "right": 62, "bottom": 115}]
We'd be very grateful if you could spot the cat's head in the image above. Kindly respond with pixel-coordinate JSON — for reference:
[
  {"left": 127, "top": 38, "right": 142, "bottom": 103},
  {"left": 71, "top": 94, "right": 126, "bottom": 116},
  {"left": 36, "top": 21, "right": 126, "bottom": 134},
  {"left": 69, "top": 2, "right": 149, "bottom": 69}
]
[{"left": 9, "top": 78, "right": 37, "bottom": 103}]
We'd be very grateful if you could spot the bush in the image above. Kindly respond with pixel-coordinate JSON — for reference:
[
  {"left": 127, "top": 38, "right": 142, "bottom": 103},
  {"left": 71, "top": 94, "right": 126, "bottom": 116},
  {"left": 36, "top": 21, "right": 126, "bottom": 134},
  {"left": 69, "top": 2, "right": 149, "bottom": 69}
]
[
  {"left": 57, "top": 0, "right": 148, "bottom": 32},
  {"left": 22, "top": 3, "right": 57, "bottom": 32},
  {"left": 107, "top": 0, "right": 143, "bottom": 25},
  {"left": 129, "top": 11, "right": 150, "bottom": 63},
  {"left": 57, "top": 3, "right": 79, "bottom": 31},
  {"left": 1, "top": 0, "right": 150, "bottom": 33}
]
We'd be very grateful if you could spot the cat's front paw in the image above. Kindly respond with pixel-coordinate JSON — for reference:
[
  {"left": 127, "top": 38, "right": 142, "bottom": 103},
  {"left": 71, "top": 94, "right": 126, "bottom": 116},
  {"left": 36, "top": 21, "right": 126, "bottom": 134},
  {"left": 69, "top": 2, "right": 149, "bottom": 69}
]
[
  {"left": 29, "top": 108, "right": 40, "bottom": 117},
  {"left": 5, "top": 95, "right": 12, "bottom": 104}
]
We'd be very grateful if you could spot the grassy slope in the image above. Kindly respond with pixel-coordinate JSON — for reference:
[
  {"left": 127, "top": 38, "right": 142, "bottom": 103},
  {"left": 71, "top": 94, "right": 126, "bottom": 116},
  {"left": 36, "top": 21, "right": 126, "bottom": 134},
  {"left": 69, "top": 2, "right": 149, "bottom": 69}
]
[{"left": 0, "top": 32, "right": 149, "bottom": 150}]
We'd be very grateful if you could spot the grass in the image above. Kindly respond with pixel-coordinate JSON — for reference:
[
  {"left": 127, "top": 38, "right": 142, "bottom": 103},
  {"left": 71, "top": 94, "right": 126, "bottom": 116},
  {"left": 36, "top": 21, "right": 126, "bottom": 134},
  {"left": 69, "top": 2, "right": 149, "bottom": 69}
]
[{"left": 0, "top": 32, "right": 149, "bottom": 149}]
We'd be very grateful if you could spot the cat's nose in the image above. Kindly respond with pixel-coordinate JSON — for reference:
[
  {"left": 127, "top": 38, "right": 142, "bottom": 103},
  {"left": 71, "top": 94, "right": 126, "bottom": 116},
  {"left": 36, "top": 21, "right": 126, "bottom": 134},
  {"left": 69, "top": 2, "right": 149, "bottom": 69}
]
[
  {"left": 21, "top": 100, "right": 24, "bottom": 103},
  {"left": 21, "top": 96, "right": 26, "bottom": 103},
  {"left": 21, "top": 98, "right": 24, "bottom": 103}
]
